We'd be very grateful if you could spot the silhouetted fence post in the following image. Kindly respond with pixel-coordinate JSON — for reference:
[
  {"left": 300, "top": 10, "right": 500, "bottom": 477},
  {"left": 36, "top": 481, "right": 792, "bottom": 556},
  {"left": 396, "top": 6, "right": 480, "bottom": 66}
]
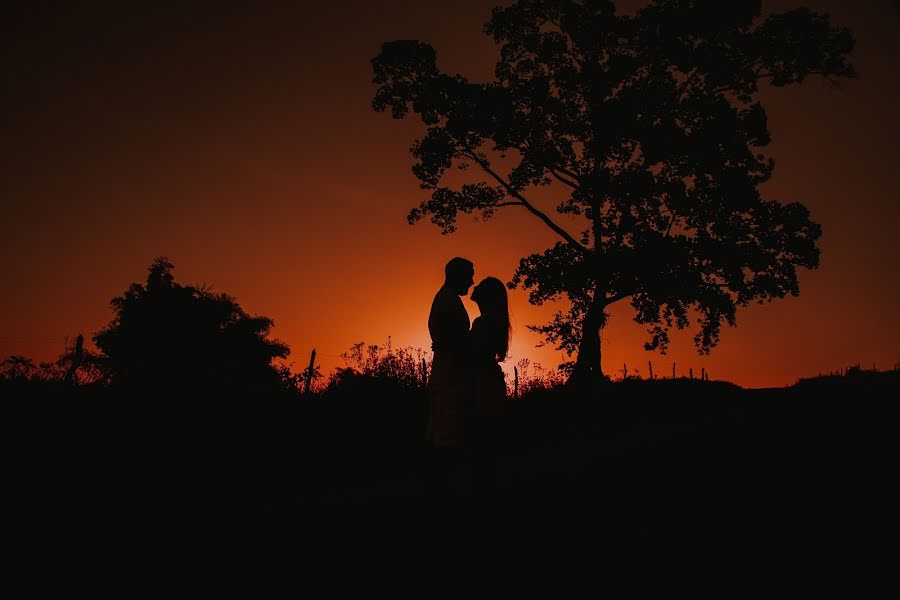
[
  {"left": 514, "top": 366, "right": 519, "bottom": 400},
  {"left": 689, "top": 367, "right": 694, "bottom": 380},
  {"left": 64, "top": 333, "right": 84, "bottom": 385},
  {"left": 622, "top": 363, "right": 627, "bottom": 380},
  {"left": 672, "top": 362, "right": 676, "bottom": 379},
  {"left": 304, "top": 348, "right": 316, "bottom": 396},
  {"left": 701, "top": 367, "right": 706, "bottom": 381},
  {"left": 648, "top": 361, "right": 654, "bottom": 380}
]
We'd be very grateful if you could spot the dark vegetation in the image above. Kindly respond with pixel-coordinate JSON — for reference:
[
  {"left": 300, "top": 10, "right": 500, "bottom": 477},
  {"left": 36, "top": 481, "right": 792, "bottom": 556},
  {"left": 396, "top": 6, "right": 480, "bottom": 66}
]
[
  {"left": 4, "top": 0, "right": 891, "bottom": 593},
  {"left": 9, "top": 259, "right": 897, "bottom": 592}
]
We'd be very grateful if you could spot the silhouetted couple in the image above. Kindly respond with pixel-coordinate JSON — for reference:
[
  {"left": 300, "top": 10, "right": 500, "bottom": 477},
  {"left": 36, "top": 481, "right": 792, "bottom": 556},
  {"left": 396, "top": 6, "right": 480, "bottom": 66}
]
[{"left": 426, "top": 257, "right": 509, "bottom": 498}]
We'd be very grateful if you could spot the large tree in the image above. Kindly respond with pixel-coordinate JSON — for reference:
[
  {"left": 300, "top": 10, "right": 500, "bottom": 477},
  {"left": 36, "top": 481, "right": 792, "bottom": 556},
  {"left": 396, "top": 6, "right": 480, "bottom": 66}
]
[
  {"left": 94, "top": 258, "right": 290, "bottom": 391},
  {"left": 372, "top": 0, "right": 855, "bottom": 381}
]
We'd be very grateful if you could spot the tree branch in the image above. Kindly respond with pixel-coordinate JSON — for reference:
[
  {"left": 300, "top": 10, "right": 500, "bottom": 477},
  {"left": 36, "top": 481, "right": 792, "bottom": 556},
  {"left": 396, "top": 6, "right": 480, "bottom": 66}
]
[
  {"left": 603, "top": 291, "right": 632, "bottom": 305},
  {"left": 664, "top": 210, "right": 678, "bottom": 237},
  {"left": 548, "top": 167, "right": 580, "bottom": 189},
  {"left": 554, "top": 164, "right": 581, "bottom": 182},
  {"left": 462, "top": 149, "right": 589, "bottom": 252},
  {"left": 676, "top": 67, "right": 703, "bottom": 101},
  {"left": 709, "top": 69, "right": 836, "bottom": 96},
  {"left": 516, "top": 141, "right": 583, "bottom": 185}
]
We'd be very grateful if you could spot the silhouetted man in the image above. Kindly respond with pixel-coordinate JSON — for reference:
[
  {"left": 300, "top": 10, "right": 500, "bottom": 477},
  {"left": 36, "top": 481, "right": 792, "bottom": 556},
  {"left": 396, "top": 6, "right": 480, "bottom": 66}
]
[{"left": 426, "top": 257, "right": 474, "bottom": 453}]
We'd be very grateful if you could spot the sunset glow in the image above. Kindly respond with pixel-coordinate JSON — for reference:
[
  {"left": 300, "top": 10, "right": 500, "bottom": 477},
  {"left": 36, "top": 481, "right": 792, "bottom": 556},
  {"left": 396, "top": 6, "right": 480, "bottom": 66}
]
[{"left": 2, "top": 0, "right": 897, "bottom": 388}]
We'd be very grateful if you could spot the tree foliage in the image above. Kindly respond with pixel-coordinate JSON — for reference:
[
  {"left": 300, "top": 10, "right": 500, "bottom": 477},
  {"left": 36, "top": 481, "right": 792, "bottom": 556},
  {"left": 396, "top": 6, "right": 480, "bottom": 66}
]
[
  {"left": 94, "top": 257, "right": 289, "bottom": 391},
  {"left": 372, "top": 0, "right": 855, "bottom": 378}
]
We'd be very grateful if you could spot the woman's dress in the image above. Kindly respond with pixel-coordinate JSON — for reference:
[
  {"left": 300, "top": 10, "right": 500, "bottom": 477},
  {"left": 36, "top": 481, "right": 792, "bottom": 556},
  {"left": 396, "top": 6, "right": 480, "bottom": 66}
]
[{"left": 467, "top": 317, "right": 506, "bottom": 446}]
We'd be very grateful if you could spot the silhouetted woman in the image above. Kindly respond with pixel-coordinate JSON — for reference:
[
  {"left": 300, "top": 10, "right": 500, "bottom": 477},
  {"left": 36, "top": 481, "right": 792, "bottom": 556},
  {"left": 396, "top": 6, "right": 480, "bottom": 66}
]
[{"left": 467, "top": 276, "right": 510, "bottom": 493}]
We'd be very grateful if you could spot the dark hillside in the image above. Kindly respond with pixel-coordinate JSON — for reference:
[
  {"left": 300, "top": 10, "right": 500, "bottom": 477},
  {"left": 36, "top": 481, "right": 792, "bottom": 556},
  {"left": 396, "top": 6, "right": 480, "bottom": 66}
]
[{"left": 11, "top": 371, "right": 898, "bottom": 592}]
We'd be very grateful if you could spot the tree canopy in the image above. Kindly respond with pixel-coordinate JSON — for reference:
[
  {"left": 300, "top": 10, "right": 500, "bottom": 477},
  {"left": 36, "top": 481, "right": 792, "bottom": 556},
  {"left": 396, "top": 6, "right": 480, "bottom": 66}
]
[
  {"left": 94, "top": 257, "right": 289, "bottom": 391},
  {"left": 372, "top": 0, "right": 855, "bottom": 380}
]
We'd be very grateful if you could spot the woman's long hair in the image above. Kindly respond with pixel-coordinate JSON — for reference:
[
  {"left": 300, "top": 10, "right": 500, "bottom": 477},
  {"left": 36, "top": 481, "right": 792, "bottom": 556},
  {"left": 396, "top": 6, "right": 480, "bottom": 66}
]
[{"left": 471, "top": 277, "right": 511, "bottom": 362}]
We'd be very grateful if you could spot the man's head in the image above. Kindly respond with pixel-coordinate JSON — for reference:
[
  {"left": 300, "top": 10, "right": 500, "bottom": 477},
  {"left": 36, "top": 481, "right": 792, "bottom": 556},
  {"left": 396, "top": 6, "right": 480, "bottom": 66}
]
[{"left": 444, "top": 257, "right": 474, "bottom": 296}]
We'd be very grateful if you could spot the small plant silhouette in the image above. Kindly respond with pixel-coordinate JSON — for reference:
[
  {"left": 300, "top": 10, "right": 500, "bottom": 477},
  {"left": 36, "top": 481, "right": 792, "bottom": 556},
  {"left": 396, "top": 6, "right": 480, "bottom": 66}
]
[{"left": 331, "top": 337, "right": 430, "bottom": 391}]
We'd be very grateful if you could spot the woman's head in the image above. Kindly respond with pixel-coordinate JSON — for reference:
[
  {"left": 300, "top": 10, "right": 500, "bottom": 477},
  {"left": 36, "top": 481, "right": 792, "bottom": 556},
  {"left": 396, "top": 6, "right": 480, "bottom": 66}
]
[{"left": 471, "top": 277, "right": 511, "bottom": 361}]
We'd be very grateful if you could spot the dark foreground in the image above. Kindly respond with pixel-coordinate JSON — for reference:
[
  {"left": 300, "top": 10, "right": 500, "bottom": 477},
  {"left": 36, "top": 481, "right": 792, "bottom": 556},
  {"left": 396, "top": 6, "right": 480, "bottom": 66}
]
[{"left": 13, "top": 371, "right": 899, "bottom": 594}]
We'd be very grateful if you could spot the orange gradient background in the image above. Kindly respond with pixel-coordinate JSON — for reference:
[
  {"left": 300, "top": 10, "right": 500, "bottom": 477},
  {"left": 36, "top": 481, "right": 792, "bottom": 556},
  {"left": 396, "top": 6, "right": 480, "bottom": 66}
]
[{"left": 1, "top": 0, "right": 898, "bottom": 387}]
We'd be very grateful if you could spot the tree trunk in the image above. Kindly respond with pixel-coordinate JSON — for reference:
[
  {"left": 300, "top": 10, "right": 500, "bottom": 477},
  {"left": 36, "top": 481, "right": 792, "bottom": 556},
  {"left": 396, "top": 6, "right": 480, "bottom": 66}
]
[
  {"left": 571, "top": 297, "right": 606, "bottom": 385},
  {"left": 574, "top": 187, "right": 607, "bottom": 386}
]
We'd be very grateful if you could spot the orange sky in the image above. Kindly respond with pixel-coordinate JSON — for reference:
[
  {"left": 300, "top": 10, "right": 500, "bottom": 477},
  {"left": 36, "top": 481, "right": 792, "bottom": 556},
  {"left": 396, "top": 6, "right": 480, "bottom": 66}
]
[{"left": 1, "top": 0, "right": 898, "bottom": 388}]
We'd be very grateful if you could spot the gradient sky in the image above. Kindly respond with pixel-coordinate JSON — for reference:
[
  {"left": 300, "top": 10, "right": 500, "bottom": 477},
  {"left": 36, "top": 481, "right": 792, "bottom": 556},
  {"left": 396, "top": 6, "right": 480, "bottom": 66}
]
[{"left": 2, "top": 0, "right": 898, "bottom": 387}]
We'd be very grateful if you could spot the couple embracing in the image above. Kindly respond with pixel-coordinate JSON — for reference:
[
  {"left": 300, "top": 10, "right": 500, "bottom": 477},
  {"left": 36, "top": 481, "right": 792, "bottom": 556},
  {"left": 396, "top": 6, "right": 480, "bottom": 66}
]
[{"left": 426, "top": 257, "right": 509, "bottom": 492}]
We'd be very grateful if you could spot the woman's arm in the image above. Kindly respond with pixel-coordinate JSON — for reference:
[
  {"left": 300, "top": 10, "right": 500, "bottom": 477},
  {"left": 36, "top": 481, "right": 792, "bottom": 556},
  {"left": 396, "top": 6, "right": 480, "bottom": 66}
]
[{"left": 467, "top": 317, "right": 493, "bottom": 364}]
